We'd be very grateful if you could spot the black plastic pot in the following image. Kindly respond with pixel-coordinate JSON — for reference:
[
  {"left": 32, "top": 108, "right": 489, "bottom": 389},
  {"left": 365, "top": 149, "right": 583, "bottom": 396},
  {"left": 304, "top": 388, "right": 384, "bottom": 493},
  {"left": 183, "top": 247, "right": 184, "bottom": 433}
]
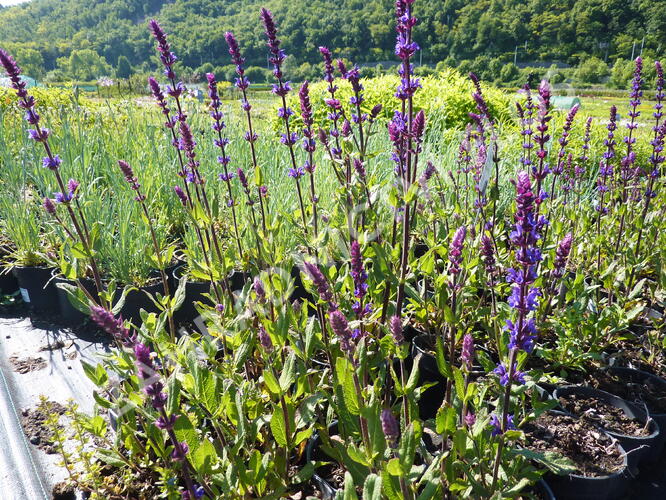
[
  {"left": 229, "top": 270, "right": 251, "bottom": 292},
  {"left": 290, "top": 265, "right": 314, "bottom": 304},
  {"left": 52, "top": 271, "right": 97, "bottom": 324},
  {"left": 305, "top": 421, "right": 340, "bottom": 500},
  {"left": 172, "top": 265, "right": 210, "bottom": 323},
  {"left": 531, "top": 479, "right": 556, "bottom": 500},
  {"left": 0, "top": 268, "right": 19, "bottom": 295},
  {"left": 117, "top": 280, "right": 165, "bottom": 325},
  {"left": 12, "top": 266, "right": 59, "bottom": 314},
  {"left": 525, "top": 410, "right": 629, "bottom": 500},
  {"left": 606, "top": 367, "right": 666, "bottom": 451},
  {"left": 410, "top": 333, "right": 447, "bottom": 419},
  {"left": 544, "top": 442, "right": 628, "bottom": 500},
  {"left": 554, "top": 385, "right": 661, "bottom": 470}
]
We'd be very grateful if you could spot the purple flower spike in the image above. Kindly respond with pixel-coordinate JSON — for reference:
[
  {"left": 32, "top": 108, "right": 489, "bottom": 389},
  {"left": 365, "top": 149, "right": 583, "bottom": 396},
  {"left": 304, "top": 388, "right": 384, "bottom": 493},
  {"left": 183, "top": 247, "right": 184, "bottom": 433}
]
[
  {"left": 258, "top": 325, "right": 273, "bottom": 352},
  {"left": 461, "top": 334, "right": 475, "bottom": 372},
  {"left": 329, "top": 309, "right": 353, "bottom": 353},
  {"left": 43, "top": 197, "right": 56, "bottom": 216},
  {"left": 303, "top": 262, "right": 335, "bottom": 308},
  {"left": 389, "top": 316, "right": 404, "bottom": 344},
  {"left": 552, "top": 233, "right": 573, "bottom": 280},
  {"left": 494, "top": 362, "right": 526, "bottom": 387},
  {"left": 381, "top": 409, "right": 400, "bottom": 448},
  {"left": 171, "top": 441, "right": 189, "bottom": 462},
  {"left": 490, "top": 413, "right": 515, "bottom": 436},
  {"left": 42, "top": 155, "right": 62, "bottom": 170},
  {"left": 448, "top": 226, "right": 466, "bottom": 281},
  {"left": 174, "top": 185, "right": 188, "bottom": 207}
]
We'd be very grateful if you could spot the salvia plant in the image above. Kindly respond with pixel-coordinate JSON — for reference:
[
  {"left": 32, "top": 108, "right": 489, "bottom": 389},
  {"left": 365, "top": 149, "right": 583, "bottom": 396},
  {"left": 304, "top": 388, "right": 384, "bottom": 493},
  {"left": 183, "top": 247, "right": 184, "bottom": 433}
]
[{"left": 0, "top": 1, "right": 664, "bottom": 499}]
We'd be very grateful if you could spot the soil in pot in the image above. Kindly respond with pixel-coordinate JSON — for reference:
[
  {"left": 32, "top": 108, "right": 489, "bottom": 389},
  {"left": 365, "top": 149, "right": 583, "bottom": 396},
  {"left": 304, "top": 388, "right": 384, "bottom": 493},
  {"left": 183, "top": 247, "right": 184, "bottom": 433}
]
[
  {"left": 556, "top": 386, "right": 661, "bottom": 468},
  {"left": 558, "top": 393, "right": 653, "bottom": 438},
  {"left": 523, "top": 412, "right": 625, "bottom": 477},
  {"left": 588, "top": 368, "right": 666, "bottom": 415}
]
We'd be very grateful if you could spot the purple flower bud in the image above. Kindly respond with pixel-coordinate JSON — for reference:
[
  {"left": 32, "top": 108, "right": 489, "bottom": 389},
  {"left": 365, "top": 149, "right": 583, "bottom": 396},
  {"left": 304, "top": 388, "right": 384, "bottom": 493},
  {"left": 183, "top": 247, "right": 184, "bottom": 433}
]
[
  {"left": 448, "top": 226, "right": 466, "bottom": 278},
  {"left": 329, "top": 309, "right": 353, "bottom": 353},
  {"left": 155, "top": 413, "right": 177, "bottom": 430},
  {"left": 303, "top": 261, "right": 334, "bottom": 307},
  {"left": 389, "top": 316, "right": 404, "bottom": 344},
  {"left": 380, "top": 409, "right": 399, "bottom": 448},
  {"left": 493, "top": 362, "right": 526, "bottom": 386},
  {"left": 552, "top": 233, "right": 572, "bottom": 280},
  {"left": 490, "top": 413, "right": 515, "bottom": 436},
  {"left": 461, "top": 334, "right": 474, "bottom": 372},
  {"left": 258, "top": 325, "right": 273, "bottom": 352},
  {"left": 171, "top": 441, "right": 189, "bottom": 461},
  {"left": 42, "top": 197, "right": 56, "bottom": 216},
  {"left": 253, "top": 277, "right": 265, "bottom": 301},
  {"left": 174, "top": 185, "right": 188, "bottom": 206}
]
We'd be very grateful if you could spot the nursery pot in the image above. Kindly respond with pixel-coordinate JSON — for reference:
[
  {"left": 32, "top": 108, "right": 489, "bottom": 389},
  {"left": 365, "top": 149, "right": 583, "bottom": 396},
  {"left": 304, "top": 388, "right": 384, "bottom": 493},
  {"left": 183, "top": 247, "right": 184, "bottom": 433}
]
[
  {"left": 410, "top": 332, "right": 447, "bottom": 420},
  {"left": 530, "top": 479, "right": 556, "bottom": 500},
  {"left": 290, "top": 265, "right": 314, "bottom": 304},
  {"left": 117, "top": 279, "right": 166, "bottom": 325},
  {"left": 229, "top": 270, "right": 251, "bottom": 292},
  {"left": 606, "top": 367, "right": 666, "bottom": 450},
  {"left": 305, "top": 421, "right": 340, "bottom": 500},
  {"left": 554, "top": 385, "right": 661, "bottom": 469},
  {"left": 12, "top": 265, "right": 59, "bottom": 314},
  {"left": 51, "top": 271, "right": 97, "bottom": 324},
  {"left": 525, "top": 410, "right": 629, "bottom": 500},
  {"left": 0, "top": 267, "right": 19, "bottom": 295},
  {"left": 172, "top": 265, "right": 210, "bottom": 323}
]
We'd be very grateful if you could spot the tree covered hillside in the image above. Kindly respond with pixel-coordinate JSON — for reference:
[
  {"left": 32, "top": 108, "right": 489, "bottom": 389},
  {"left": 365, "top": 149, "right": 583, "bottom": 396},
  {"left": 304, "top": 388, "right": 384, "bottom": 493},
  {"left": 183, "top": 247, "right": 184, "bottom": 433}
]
[{"left": 0, "top": 0, "right": 663, "bottom": 80}]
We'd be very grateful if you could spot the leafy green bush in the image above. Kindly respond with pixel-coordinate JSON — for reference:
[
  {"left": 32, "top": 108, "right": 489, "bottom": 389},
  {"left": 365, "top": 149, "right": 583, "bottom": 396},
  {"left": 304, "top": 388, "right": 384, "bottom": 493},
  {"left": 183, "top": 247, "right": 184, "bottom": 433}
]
[
  {"left": 280, "top": 69, "right": 512, "bottom": 132},
  {"left": 574, "top": 57, "right": 609, "bottom": 84}
]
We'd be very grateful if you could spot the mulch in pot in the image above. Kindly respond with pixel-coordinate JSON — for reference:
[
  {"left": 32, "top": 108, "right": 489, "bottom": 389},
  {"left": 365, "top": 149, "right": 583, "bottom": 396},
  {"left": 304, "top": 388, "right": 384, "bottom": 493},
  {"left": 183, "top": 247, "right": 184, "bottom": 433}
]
[
  {"left": 558, "top": 394, "right": 652, "bottom": 437},
  {"left": 523, "top": 412, "right": 624, "bottom": 477},
  {"left": 587, "top": 369, "right": 666, "bottom": 414}
]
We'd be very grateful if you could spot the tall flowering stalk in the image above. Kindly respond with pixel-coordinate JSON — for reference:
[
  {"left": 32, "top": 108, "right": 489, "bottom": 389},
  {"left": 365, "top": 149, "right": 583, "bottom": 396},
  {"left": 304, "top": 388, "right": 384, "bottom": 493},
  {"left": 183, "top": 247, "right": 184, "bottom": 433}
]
[
  {"left": 491, "top": 171, "right": 543, "bottom": 488},
  {"left": 206, "top": 72, "right": 243, "bottom": 257},
  {"left": 317, "top": 46, "right": 347, "bottom": 187},
  {"left": 261, "top": 9, "right": 309, "bottom": 238},
  {"left": 0, "top": 49, "right": 106, "bottom": 307},
  {"left": 224, "top": 31, "right": 268, "bottom": 233},
  {"left": 541, "top": 104, "right": 578, "bottom": 249},
  {"left": 517, "top": 84, "right": 536, "bottom": 169},
  {"left": 337, "top": 60, "right": 367, "bottom": 159},
  {"left": 148, "top": 20, "right": 230, "bottom": 306},
  {"left": 299, "top": 81, "right": 319, "bottom": 236},
  {"left": 117, "top": 160, "right": 176, "bottom": 339},
  {"left": 444, "top": 226, "right": 466, "bottom": 405},
  {"left": 532, "top": 80, "right": 552, "bottom": 208},
  {"left": 392, "top": 0, "right": 423, "bottom": 317},
  {"left": 614, "top": 57, "right": 643, "bottom": 252}
]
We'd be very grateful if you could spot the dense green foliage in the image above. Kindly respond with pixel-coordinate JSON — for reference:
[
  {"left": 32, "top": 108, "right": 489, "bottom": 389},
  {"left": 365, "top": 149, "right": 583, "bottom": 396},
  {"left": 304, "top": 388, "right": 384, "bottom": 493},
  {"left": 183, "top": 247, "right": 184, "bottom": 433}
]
[{"left": 0, "top": 0, "right": 662, "bottom": 82}]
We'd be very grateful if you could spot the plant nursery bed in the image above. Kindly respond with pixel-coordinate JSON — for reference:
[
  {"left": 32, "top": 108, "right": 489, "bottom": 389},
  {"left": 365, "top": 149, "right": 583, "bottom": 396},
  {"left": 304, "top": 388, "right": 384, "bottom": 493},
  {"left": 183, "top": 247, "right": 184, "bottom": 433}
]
[
  {"left": 588, "top": 370, "right": 666, "bottom": 414},
  {"left": 0, "top": 311, "right": 110, "bottom": 499}
]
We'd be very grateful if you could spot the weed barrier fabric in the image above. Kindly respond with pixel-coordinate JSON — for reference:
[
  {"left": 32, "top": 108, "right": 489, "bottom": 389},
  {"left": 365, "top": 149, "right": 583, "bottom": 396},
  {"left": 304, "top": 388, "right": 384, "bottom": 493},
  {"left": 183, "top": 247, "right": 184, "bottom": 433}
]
[{"left": 0, "top": 316, "right": 107, "bottom": 498}]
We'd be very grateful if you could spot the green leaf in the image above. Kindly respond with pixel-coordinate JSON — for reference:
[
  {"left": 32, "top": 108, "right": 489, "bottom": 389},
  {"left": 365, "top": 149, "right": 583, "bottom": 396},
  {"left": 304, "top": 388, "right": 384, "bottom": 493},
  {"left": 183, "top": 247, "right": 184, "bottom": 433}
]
[
  {"left": 336, "top": 357, "right": 360, "bottom": 415},
  {"left": 343, "top": 471, "right": 358, "bottom": 500},
  {"left": 263, "top": 369, "right": 281, "bottom": 396},
  {"left": 270, "top": 405, "right": 288, "bottom": 447},
  {"left": 436, "top": 406, "right": 457, "bottom": 435},
  {"left": 399, "top": 421, "right": 420, "bottom": 476},
  {"left": 347, "top": 443, "right": 371, "bottom": 467},
  {"left": 453, "top": 367, "right": 466, "bottom": 403},
  {"left": 279, "top": 351, "right": 297, "bottom": 393},
  {"left": 362, "top": 474, "right": 382, "bottom": 500},
  {"left": 513, "top": 448, "right": 576, "bottom": 475},
  {"left": 95, "top": 448, "right": 126, "bottom": 468}
]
